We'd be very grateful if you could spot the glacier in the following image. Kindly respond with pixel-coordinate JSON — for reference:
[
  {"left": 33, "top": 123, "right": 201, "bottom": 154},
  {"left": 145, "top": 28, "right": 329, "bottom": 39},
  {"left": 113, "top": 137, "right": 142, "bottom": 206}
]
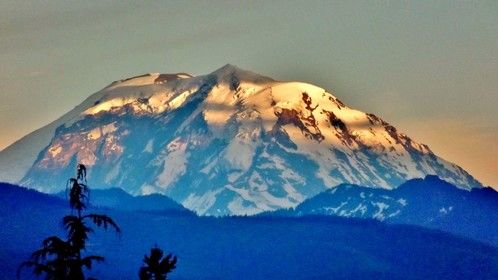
[{"left": 0, "top": 64, "right": 481, "bottom": 215}]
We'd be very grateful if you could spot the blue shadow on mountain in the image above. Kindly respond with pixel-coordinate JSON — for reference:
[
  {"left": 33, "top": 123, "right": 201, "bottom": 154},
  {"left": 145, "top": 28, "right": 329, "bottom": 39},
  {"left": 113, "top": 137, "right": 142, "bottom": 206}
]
[{"left": 264, "top": 176, "right": 498, "bottom": 246}]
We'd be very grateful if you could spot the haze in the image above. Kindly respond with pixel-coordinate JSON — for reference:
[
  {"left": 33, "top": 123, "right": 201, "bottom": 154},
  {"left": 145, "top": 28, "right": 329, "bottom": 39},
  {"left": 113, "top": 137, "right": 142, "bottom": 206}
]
[{"left": 0, "top": 1, "right": 496, "bottom": 186}]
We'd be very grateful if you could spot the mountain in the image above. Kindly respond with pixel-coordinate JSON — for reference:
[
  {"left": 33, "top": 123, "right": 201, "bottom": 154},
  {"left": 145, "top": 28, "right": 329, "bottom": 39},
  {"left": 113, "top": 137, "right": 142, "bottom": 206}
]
[
  {"left": 0, "top": 64, "right": 481, "bottom": 215},
  {"left": 267, "top": 176, "right": 498, "bottom": 245},
  {"left": 55, "top": 187, "right": 194, "bottom": 215},
  {"left": 2, "top": 182, "right": 498, "bottom": 280}
]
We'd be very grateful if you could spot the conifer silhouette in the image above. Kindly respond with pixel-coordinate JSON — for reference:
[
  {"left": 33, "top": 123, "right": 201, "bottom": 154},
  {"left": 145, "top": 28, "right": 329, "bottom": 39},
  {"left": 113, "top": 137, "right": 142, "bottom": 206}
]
[
  {"left": 18, "top": 164, "right": 120, "bottom": 280},
  {"left": 139, "top": 247, "right": 177, "bottom": 280}
]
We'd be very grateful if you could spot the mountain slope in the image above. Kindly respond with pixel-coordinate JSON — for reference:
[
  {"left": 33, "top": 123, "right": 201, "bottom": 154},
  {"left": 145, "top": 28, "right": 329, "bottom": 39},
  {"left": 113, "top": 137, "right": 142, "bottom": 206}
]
[
  {"left": 55, "top": 187, "right": 195, "bottom": 215},
  {"left": 0, "top": 64, "right": 481, "bottom": 215},
  {"left": 1, "top": 183, "right": 498, "bottom": 280},
  {"left": 269, "top": 176, "right": 498, "bottom": 245}
]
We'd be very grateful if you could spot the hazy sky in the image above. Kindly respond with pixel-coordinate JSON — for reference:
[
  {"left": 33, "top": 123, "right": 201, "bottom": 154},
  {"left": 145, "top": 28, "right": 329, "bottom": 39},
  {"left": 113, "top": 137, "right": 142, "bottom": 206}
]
[{"left": 0, "top": 1, "right": 497, "bottom": 186}]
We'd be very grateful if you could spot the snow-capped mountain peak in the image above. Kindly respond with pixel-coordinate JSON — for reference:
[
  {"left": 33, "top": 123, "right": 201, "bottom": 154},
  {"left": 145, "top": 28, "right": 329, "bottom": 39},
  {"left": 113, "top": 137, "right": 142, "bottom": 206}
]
[{"left": 0, "top": 64, "right": 481, "bottom": 215}]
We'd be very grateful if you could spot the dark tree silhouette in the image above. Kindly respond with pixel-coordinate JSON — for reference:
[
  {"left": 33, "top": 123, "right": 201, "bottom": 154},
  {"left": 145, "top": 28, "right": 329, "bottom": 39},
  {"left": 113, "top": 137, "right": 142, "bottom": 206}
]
[
  {"left": 77, "top": 164, "right": 87, "bottom": 182},
  {"left": 139, "top": 247, "right": 177, "bottom": 280},
  {"left": 18, "top": 164, "right": 120, "bottom": 280}
]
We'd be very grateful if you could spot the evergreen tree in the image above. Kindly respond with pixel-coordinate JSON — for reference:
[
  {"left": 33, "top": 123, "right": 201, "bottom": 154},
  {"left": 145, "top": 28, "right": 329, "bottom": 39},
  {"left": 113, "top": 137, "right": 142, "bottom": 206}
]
[
  {"left": 139, "top": 247, "right": 177, "bottom": 280},
  {"left": 18, "top": 164, "right": 120, "bottom": 280}
]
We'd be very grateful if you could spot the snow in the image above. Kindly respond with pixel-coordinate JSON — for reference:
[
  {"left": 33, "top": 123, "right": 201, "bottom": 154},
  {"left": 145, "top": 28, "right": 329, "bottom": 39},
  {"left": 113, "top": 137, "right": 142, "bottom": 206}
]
[
  {"left": 105, "top": 159, "right": 122, "bottom": 184},
  {"left": 263, "top": 154, "right": 306, "bottom": 185},
  {"left": 439, "top": 206, "right": 454, "bottom": 214},
  {"left": 282, "top": 183, "right": 305, "bottom": 202},
  {"left": 324, "top": 202, "right": 348, "bottom": 214},
  {"left": 224, "top": 126, "right": 260, "bottom": 180},
  {"left": 48, "top": 145, "right": 63, "bottom": 158},
  {"left": 155, "top": 137, "right": 188, "bottom": 189},
  {"left": 397, "top": 198, "right": 408, "bottom": 206},
  {"left": 372, "top": 202, "right": 389, "bottom": 221},
  {"left": 0, "top": 82, "right": 108, "bottom": 183},
  {"left": 225, "top": 183, "right": 296, "bottom": 213},
  {"left": 167, "top": 89, "right": 196, "bottom": 111},
  {"left": 182, "top": 188, "right": 224, "bottom": 215},
  {"left": 143, "top": 139, "right": 154, "bottom": 153},
  {"left": 387, "top": 210, "right": 401, "bottom": 218},
  {"left": 86, "top": 122, "right": 118, "bottom": 140},
  {"left": 0, "top": 64, "right": 482, "bottom": 215},
  {"left": 227, "top": 197, "right": 261, "bottom": 216}
]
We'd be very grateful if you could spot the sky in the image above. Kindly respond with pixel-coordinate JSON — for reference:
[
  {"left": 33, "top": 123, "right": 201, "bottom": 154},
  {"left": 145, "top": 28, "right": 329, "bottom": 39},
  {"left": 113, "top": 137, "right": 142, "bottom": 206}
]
[{"left": 0, "top": 0, "right": 496, "bottom": 187}]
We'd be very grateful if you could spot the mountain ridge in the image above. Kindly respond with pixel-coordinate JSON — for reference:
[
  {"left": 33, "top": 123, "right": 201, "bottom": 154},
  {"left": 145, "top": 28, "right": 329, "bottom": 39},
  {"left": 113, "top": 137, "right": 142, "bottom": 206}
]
[
  {"left": 264, "top": 175, "right": 498, "bottom": 245},
  {"left": 1, "top": 181, "right": 497, "bottom": 279}
]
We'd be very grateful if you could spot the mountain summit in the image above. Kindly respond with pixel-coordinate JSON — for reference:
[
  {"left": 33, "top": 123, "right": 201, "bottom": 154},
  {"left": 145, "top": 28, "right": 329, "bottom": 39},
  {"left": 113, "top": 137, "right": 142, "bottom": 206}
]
[{"left": 0, "top": 64, "right": 481, "bottom": 215}]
